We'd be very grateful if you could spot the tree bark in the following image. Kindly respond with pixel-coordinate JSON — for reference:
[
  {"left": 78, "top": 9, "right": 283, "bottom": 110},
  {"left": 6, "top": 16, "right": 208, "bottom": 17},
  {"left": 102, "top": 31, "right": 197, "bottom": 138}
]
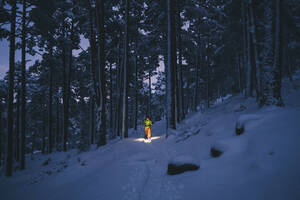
[
  {"left": 109, "top": 63, "right": 113, "bottom": 130},
  {"left": 134, "top": 53, "right": 138, "bottom": 131},
  {"left": 175, "top": 52, "right": 179, "bottom": 123},
  {"left": 241, "top": 0, "right": 248, "bottom": 97},
  {"left": 48, "top": 46, "right": 53, "bottom": 154},
  {"left": 122, "top": 0, "right": 130, "bottom": 139},
  {"left": 31, "top": 131, "right": 35, "bottom": 154},
  {"left": 177, "top": 13, "right": 184, "bottom": 120},
  {"left": 65, "top": 20, "right": 74, "bottom": 150},
  {"left": 20, "top": 0, "right": 27, "bottom": 169},
  {"left": 90, "top": 98, "right": 95, "bottom": 144},
  {"left": 249, "top": 1, "right": 261, "bottom": 100},
  {"left": 6, "top": 0, "right": 17, "bottom": 177},
  {"left": 15, "top": 90, "right": 20, "bottom": 162},
  {"left": 62, "top": 11, "right": 68, "bottom": 151},
  {"left": 272, "top": 0, "right": 283, "bottom": 106},
  {"left": 194, "top": 49, "right": 200, "bottom": 111},
  {"left": 95, "top": 0, "right": 107, "bottom": 145},
  {"left": 207, "top": 56, "right": 210, "bottom": 108},
  {"left": 246, "top": 3, "right": 253, "bottom": 97},
  {"left": 238, "top": 53, "right": 243, "bottom": 92},
  {"left": 88, "top": 0, "right": 96, "bottom": 144},
  {"left": 116, "top": 40, "right": 122, "bottom": 137},
  {"left": 56, "top": 96, "right": 60, "bottom": 150},
  {"left": 42, "top": 113, "right": 46, "bottom": 154},
  {"left": 148, "top": 69, "right": 151, "bottom": 118},
  {"left": 167, "top": 0, "right": 177, "bottom": 135}
]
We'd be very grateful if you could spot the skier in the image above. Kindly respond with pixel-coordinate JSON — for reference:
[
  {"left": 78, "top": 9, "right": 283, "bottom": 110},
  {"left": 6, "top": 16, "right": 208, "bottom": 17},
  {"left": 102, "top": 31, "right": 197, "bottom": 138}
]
[{"left": 143, "top": 116, "right": 152, "bottom": 141}]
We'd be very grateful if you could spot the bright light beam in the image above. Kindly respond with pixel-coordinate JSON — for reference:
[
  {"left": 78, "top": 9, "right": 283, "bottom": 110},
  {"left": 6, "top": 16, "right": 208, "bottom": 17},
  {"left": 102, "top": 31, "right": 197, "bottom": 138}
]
[{"left": 133, "top": 136, "right": 161, "bottom": 142}]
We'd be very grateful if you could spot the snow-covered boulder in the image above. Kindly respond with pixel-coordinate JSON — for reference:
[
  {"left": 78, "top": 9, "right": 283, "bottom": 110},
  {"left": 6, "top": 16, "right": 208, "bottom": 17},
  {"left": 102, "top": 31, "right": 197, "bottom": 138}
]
[
  {"left": 210, "top": 141, "right": 228, "bottom": 158},
  {"left": 235, "top": 114, "right": 261, "bottom": 135},
  {"left": 167, "top": 155, "right": 200, "bottom": 175},
  {"left": 210, "top": 147, "right": 223, "bottom": 158}
]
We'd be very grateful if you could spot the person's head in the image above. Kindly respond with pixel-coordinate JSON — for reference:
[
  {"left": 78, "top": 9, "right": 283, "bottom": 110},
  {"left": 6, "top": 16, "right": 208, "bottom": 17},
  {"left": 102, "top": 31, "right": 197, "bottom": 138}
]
[{"left": 146, "top": 116, "right": 150, "bottom": 120}]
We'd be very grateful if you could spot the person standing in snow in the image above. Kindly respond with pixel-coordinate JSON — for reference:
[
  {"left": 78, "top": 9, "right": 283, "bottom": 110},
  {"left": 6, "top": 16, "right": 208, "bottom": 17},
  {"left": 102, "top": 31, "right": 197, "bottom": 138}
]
[{"left": 143, "top": 116, "right": 152, "bottom": 141}]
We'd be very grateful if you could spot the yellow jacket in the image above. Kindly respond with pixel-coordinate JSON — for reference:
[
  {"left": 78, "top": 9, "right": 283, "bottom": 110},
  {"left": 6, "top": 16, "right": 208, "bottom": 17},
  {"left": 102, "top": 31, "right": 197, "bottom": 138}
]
[{"left": 143, "top": 119, "right": 152, "bottom": 128}]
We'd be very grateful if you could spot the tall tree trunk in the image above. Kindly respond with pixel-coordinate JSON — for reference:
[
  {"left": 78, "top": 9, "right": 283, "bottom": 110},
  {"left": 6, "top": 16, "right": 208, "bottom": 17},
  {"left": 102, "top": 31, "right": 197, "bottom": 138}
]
[
  {"left": 62, "top": 12, "right": 68, "bottom": 151},
  {"left": 20, "top": 0, "right": 27, "bottom": 169},
  {"left": 177, "top": 13, "right": 184, "bottom": 120},
  {"left": 88, "top": 0, "right": 96, "bottom": 144},
  {"left": 56, "top": 96, "right": 60, "bottom": 150},
  {"left": 249, "top": 1, "right": 261, "bottom": 100},
  {"left": 238, "top": 53, "right": 243, "bottom": 92},
  {"left": 42, "top": 113, "right": 46, "bottom": 154},
  {"left": 48, "top": 46, "right": 53, "bottom": 154},
  {"left": 109, "top": 63, "right": 113, "bottom": 130},
  {"left": 6, "top": 0, "right": 17, "bottom": 177},
  {"left": 31, "top": 131, "right": 35, "bottom": 154},
  {"left": 194, "top": 49, "right": 200, "bottom": 111},
  {"left": 175, "top": 52, "right": 179, "bottom": 123},
  {"left": 15, "top": 90, "right": 20, "bottom": 162},
  {"left": 65, "top": 21, "right": 74, "bottom": 150},
  {"left": 272, "top": 0, "right": 283, "bottom": 106},
  {"left": 163, "top": 42, "right": 169, "bottom": 131},
  {"left": 261, "top": 0, "right": 273, "bottom": 106},
  {"left": 79, "top": 82, "right": 88, "bottom": 151},
  {"left": 148, "top": 69, "right": 151, "bottom": 118},
  {"left": 116, "top": 40, "right": 122, "bottom": 137},
  {"left": 246, "top": 4, "right": 253, "bottom": 97},
  {"left": 95, "top": 0, "right": 107, "bottom": 145},
  {"left": 241, "top": 0, "right": 248, "bottom": 97},
  {"left": 186, "top": 63, "right": 191, "bottom": 114},
  {"left": 167, "top": 0, "right": 176, "bottom": 135},
  {"left": 90, "top": 98, "right": 95, "bottom": 144},
  {"left": 134, "top": 53, "right": 138, "bottom": 131},
  {"left": 122, "top": 0, "right": 129, "bottom": 139},
  {"left": 207, "top": 57, "right": 210, "bottom": 108}
]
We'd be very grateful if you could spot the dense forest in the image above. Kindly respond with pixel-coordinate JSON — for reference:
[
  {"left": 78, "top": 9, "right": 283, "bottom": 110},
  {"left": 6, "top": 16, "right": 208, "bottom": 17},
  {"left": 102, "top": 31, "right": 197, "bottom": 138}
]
[{"left": 0, "top": 0, "right": 299, "bottom": 177}]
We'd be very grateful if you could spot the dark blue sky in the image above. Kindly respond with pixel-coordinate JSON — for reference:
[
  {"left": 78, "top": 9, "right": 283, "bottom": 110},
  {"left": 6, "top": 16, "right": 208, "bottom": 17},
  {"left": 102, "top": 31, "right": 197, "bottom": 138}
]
[
  {"left": 0, "top": 36, "right": 163, "bottom": 85},
  {"left": 0, "top": 39, "right": 11, "bottom": 79},
  {"left": 0, "top": 36, "right": 89, "bottom": 79}
]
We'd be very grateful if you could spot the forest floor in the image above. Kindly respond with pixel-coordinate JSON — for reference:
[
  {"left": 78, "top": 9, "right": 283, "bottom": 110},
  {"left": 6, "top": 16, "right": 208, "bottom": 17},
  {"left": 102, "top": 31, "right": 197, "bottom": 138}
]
[{"left": 1, "top": 71, "right": 300, "bottom": 200}]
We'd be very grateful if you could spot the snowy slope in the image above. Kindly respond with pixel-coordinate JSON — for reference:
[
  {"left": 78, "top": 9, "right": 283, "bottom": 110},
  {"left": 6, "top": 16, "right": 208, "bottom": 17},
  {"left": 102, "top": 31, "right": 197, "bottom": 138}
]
[{"left": 1, "top": 72, "right": 300, "bottom": 200}]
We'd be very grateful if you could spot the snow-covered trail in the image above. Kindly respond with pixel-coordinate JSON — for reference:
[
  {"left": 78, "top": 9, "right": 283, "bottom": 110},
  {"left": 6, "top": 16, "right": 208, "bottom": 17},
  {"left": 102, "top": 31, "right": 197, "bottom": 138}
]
[
  {"left": 1, "top": 129, "right": 185, "bottom": 200},
  {"left": 2, "top": 71, "right": 300, "bottom": 200},
  {"left": 122, "top": 137, "right": 181, "bottom": 200}
]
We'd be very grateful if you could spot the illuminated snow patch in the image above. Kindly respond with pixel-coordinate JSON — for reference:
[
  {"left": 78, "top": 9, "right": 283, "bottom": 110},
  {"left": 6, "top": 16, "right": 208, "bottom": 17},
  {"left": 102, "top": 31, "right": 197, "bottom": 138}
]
[{"left": 133, "top": 136, "right": 161, "bottom": 142}]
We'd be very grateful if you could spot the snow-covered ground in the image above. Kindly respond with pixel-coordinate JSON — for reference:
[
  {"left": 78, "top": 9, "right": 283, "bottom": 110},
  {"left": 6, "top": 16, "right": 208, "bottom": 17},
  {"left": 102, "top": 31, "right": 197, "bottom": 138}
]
[{"left": 1, "top": 72, "right": 300, "bottom": 200}]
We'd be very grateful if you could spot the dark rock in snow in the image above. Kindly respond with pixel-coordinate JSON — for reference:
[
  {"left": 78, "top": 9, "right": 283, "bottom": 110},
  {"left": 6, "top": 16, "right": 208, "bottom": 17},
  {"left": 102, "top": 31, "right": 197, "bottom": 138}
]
[
  {"left": 235, "top": 124, "right": 244, "bottom": 135},
  {"left": 167, "top": 163, "right": 199, "bottom": 175},
  {"left": 210, "top": 147, "right": 223, "bottom": 158},
  {"left": 235, "top": 114, "right": 261, "bottom": 136},
  {"left": 42, "top": 158, "right": 51, "bottom": 166}
]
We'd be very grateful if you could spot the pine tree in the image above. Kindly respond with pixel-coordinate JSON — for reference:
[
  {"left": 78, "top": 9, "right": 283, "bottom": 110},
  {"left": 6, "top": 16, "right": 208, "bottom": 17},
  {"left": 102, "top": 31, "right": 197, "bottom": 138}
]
[
  {"left": 122, "top": 0, "right": 130, "bottom": 139},
  {"left": 20, "top": 0, "right": 27, "bottom": 170},
  {"left": 166, "top": 0, "right": 177, "bottom": 135},
  {"left": 95, "top": 0, "right": 107, "bottom": 145},
  {"left": 6, "top": 0, "right": 17, "bottom": 177}
]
